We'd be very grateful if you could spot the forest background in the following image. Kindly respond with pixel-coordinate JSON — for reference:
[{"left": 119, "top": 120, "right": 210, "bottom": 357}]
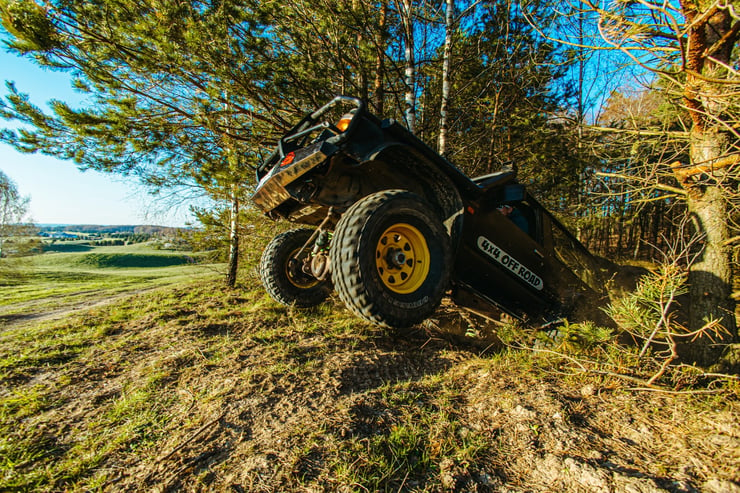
[{"left": 0, "top": 0, "right": 738, "bottom": 366}]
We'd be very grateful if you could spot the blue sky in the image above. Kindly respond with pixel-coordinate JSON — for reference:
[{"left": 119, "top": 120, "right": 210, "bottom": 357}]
[{"left": 0, "top": 49, "right": 193, "bottom": 226}]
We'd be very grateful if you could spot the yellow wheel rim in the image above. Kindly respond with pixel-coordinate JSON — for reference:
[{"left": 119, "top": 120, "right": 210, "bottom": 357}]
[
  {"left": 285, "top": 248, "right": 319, "bottom": 289},
  {"left": 375, "top": 223, "right": 430, "bottom": 294}
]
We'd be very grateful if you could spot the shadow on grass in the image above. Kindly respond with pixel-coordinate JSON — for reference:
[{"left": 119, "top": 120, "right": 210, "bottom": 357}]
[
  {"left": 43, "top": 244, "right": 94, "bottom": 253},
  {"left": 76, "top": 253, "right": 193, "bottom": 268}
]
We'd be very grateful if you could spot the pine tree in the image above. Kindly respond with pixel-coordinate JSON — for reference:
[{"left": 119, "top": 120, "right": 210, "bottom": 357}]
[
  {"left": 0, "top": 0, "right": 284, "bottom": 285},
  {"left": 523, "top": 0, "right": 740, "bottom": 365}
]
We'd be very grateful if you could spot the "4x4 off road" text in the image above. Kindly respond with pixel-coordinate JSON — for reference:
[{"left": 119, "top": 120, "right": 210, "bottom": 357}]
[{"left": 477, "top": 236, "right": 543, "bottom": 290}]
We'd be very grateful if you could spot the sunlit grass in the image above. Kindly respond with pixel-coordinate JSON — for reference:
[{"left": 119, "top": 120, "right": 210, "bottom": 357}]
[
  {"left": 0, "top": 242, "right": 221, "bottom": 317},
  {"left": 328, "top": 378, "right": 487, "bottom": 491},
  {"left": 0, "top": 280, "right": 229, "bottom": 490},
  {"left": 0, "top": 239, "right": 737, "bottom": 491}
]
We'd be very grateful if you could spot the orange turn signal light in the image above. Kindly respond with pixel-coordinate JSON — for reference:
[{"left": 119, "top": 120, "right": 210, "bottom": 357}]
[
  {"left": 336, "top": 116, "right": 352, "bottom": 132},
  {"left": 281, "top": 152, "right": 295, "bottom": 167}
]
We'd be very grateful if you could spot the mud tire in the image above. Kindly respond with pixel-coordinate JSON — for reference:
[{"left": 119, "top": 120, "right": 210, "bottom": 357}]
[
  {"left": 260, "top": 228, "right": 331, "bottom": 307},
  {"left": 330, "top": 190, "right": 451, "bottom": 328}
]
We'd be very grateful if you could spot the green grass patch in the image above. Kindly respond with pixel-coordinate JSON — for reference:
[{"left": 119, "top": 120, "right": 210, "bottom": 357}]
[
  {"left": 0, "top": 282, "right": 224, "bottom": 490},
  {"left": 328, "top": 380, "right": 486, "bottom": 491},
  {"left": 0, "top": 243, "right": 220, "bottom": 317}
]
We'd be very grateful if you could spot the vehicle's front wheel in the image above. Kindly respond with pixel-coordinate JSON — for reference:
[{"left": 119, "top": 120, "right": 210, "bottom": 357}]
[
  {"left": 260, "top": 228, "right": 331, "bottom": 307},
  {"left": 330, "top": 190, "right": 451, "bottom": 328}
]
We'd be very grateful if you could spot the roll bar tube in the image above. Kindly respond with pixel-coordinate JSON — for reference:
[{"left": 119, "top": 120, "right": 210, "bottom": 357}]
[{"left": 258, "top": 96, "right": 365, "bottom": 176}]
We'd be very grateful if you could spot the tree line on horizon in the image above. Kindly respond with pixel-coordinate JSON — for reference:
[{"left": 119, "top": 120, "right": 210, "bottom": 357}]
[
  {"left": 0, "top": 0, "right": 737, "bottom": 366},
  {"left": 39, "top": 224, "right": 186, "bottom": 234}
]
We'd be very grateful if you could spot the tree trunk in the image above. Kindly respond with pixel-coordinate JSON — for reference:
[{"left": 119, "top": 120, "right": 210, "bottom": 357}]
[
  {"left": 437, "top": 0, "right": 454, "bottom": 156},
  {"left": 614, "top": 186, "right": 625, "bottom": 257},
  {"left": 373, "top": 0, "right": 388, "bottom": 115},
  {"left": 650, "top": 201, "right": 662, "bottom": 257},
  {"left": 632, "top": 219, "right": 641, "bottom": 259},
  {"left": 681, "top": 130, "right": 737, "bottom": 365},
  {"left": 226, "top": 186, "right": 239, "bottom": 288},
  {"left": 401, "top": 0, "right": 415, "bottom": 133},
  {"left": 676, "top": 4, "right": 738, "bottom": 363},
  {"left": 353, "top": 0, "right": 368, "bottom": 102}
]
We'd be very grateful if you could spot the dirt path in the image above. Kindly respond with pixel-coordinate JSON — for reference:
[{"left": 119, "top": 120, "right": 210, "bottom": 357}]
[{"left": 0, "top": 288, "right": 155, "bottom": 330}]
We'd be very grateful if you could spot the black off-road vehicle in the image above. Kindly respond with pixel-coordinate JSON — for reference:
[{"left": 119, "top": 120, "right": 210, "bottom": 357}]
[{"left": 253, "top": 96, "right": 609, "bottom": 328}]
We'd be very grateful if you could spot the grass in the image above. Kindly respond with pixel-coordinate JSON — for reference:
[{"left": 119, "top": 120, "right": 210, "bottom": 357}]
[
  {"left": 328, "top": 379, "right": 487, "bottom": 490},
  {"left": 0, "top": 282, "right": 220, "bottom": 490},
  {"left": 0, "top": 242, "right": 738, "bottom": 491},
  {"left": 0, "top": 242, "right": 220, "bottom": 318}
]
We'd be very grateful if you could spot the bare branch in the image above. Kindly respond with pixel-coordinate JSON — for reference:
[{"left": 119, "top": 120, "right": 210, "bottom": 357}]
[{"left": 594, "top": 170, "right": 687, "bottom": 196}]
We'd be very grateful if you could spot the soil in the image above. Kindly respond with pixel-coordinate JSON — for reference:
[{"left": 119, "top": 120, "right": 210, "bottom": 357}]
[{"left": 2, "top": 285, "right": 739, "bottom": 492}]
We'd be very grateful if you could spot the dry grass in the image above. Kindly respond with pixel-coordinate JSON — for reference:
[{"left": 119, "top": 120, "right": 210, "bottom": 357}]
[{"left": 1, "top": 273, "right": 738, "bottom": 492}]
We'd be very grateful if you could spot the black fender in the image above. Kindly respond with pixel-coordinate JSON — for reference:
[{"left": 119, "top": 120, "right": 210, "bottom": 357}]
[{"left": 361, "top": 142, "right": 465, "bottom": 250}]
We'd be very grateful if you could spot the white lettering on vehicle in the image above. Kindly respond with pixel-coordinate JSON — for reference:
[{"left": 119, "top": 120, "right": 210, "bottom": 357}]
[{"left": 476, "top": 236, "right": 543, "bottom": 291}]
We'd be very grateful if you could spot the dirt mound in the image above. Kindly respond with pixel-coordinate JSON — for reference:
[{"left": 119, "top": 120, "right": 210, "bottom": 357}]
[{"left": 1, "top": 281, "right": 738, "bottom": 492}]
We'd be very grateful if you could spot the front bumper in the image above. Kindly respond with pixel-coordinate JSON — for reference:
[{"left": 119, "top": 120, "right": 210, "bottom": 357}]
[{"left": 251, "top": 142, "right": 334, "bottom": 213}]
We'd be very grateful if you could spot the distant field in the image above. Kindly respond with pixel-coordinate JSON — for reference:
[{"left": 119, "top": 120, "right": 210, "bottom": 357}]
[{"left": 0, "top": 242, "right": 222, "bottom": 321}]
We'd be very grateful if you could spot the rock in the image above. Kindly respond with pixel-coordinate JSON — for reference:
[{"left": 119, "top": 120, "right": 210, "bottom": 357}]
[
  {"left": 511, "top": 404, "right": 536, "bottom": 420},
  {"left": 477, "top": 471, "right": 496, "bottom": 486},
  {"left": 703, "top": 479, "right": 740, "bottom": 493},
  {"left": 563, "top": 457, "right": 611, "bottom": 492},
  {"left": 580, "top": 384, "right": 596, "bottom": 397},
  {"left": 613, "top": 472, "right": 669, "bottom": 493}
]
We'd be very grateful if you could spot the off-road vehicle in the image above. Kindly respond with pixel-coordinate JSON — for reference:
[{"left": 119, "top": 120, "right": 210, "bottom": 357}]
[{"left": 252, "top": 96, "right": 609, "bottom": 328}]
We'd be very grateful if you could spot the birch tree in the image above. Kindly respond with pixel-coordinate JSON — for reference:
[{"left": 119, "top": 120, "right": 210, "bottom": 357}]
[
  {"left": 437, "top": 0, "right": 454, "bottom": 155},
  {"left": 0, "top": 170, "right": 31, "bottom": 259},
  {"left": 398, "top": 0, "right": 417, "bottom": 132}
]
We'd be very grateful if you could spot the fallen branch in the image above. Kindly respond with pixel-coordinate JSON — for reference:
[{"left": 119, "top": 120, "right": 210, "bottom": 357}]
[
  {"left": 723, "top": 235, "right": 740, "bottom": 246},
  {"left": 507, "top": 339, "right": 738, "bottom": 393},
  {"left": 157, "top": 411, "right": 226, "bottom": 464},
  {"left": 139, "top": 410, "right": 227, "bottom": 486},
  {"left": 508, "top": 343, "right": 661, "bottom": 388},
  {"left": 626, "top": 387, "right": 725, "bottom": 394}
]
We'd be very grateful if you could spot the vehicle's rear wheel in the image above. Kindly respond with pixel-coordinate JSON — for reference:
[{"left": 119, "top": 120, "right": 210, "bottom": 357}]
[
  {"left": 260, "top": 228, "right": 331, "bottom": 307},
  {"left": 330, "top": 190, "right": 451, "bottom": 327}
]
